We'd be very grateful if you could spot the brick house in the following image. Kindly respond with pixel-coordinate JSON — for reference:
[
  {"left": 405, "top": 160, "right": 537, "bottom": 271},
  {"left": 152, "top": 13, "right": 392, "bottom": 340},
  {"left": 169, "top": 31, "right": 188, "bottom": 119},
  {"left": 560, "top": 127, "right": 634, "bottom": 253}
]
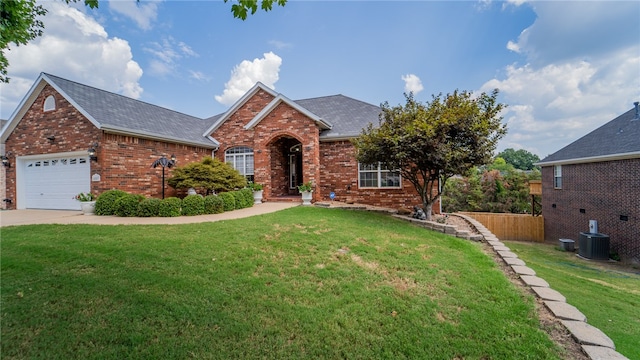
[
  {"left": 537, "top": 102, "right": 640, "bottom": 262},
  {"left": 1, "top": 73, "right": 427, "bottom": 212}
]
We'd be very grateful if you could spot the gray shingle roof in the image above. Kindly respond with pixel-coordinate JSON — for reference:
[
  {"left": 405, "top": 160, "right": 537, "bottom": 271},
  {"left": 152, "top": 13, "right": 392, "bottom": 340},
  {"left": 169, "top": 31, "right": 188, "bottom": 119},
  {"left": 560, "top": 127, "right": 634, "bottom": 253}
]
[
  {"left": 294, "top": 95, "right": 381, "bottom": 139},
  {"left": 44, "top": 73, "right": 216, "bottom": 148},
  {"left": 538, "top": 106, "right": 640, "bottom": 165}
]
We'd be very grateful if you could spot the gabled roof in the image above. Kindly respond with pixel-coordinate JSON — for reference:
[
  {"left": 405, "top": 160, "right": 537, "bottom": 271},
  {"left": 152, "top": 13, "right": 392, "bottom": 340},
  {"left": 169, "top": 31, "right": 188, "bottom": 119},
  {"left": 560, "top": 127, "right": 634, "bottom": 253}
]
[
  {"left": 203, "top": 82, "right": 278, "bottom": 137},
  {"left": 244, "top": 94, "right": 332, "bottom": 131},
  {"left": 537, "top": 105, "right": 640, "bottom": 166},
  {"left": 1, "top": 73, "right": 217, "bottom": 148},
  {"left": 203, "top": 84, "right": 381, "bottom": 141},
  {"left": 295, "top": 95, "right": 381, "bottom": 140}
]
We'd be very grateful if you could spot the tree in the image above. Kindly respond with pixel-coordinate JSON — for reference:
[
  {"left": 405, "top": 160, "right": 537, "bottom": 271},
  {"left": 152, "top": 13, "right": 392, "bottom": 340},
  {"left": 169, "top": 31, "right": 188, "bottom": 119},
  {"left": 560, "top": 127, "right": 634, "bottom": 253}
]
[
  {"left": 167, "top": 156, "right": 247, "bottom": 194},
  {"left": 0, "top": 0, "right": 286, "bottom": 82},
  {"left": 496, "top": 148, "right": 540, "bottom": 171},
  {"left": 354, "top": 90, "right": 506, "bottom": 220}
]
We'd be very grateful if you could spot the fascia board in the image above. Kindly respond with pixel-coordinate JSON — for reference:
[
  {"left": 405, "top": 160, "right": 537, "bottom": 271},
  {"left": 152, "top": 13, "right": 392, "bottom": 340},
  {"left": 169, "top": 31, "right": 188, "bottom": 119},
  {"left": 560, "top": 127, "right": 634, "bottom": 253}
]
[
  {"left": 101, "top": 125, "right": 218, "bottom": 149},
  {"left": 536, "top": 151, "right": 640, "bottom": 166}
]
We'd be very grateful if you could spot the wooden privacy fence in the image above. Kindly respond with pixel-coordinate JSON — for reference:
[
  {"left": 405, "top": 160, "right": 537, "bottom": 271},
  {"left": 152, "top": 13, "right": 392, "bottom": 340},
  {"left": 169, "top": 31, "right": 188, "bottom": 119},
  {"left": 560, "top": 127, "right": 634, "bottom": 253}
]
[{"left": 459, "top": 212, "right": 544, "bottom": 242}]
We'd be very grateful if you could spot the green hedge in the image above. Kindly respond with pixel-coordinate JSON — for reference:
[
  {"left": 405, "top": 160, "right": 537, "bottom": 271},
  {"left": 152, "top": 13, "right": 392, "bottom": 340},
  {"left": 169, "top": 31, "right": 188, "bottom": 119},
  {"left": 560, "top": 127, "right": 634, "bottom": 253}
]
[
  {"left": 138, "top": 198, "right": 161, "bottom": 217},
  {"left": 181, "top": 195, "right": 205, "bottom": 216},
  {"left": 237, "top": 188, "right": 254, "bottom": 209},
  {"left": 158, "top": 197, "right": 182, "bottom": 217},
  {"left": 114, "top": 193, "right": 145, "bottom": 217},
  {"left": 204, "top": 195, "right": 224, "bottom": 214},
  {"left": 218, "top": 192, "right": 236, "bottom": 212},
  {"left": 95, "top": 189, "right": 128, "bottom": 215}
]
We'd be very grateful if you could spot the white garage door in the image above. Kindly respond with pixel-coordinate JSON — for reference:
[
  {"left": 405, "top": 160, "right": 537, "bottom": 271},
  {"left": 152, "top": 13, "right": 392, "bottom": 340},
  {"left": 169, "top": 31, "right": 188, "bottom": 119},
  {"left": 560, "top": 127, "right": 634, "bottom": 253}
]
[{"left": 24, "top": 156, "right": 90, "bottom": 210}]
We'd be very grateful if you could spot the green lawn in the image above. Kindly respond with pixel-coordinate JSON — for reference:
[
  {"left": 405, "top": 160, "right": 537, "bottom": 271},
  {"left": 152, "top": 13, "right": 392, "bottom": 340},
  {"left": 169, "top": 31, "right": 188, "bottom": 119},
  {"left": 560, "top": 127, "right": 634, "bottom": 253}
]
[
  {"left": 504, "top": 241, "right": 640, "bottom": 360},
  {"left": 2, "top": 207, "right": 567, "bottom": 359}
]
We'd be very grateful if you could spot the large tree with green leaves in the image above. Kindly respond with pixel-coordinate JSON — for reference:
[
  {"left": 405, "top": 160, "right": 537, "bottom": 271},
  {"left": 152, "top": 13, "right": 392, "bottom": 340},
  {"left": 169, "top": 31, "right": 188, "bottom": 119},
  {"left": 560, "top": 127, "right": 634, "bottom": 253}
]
[
  {"left": 496, "top": 148, "right": 540, "bottom": 171},
  {"left": 354, "top": 90, "right": 507, "bottom": 220},
  {"left": 0, "top": 0, "right": 286, "bottom": 82}
]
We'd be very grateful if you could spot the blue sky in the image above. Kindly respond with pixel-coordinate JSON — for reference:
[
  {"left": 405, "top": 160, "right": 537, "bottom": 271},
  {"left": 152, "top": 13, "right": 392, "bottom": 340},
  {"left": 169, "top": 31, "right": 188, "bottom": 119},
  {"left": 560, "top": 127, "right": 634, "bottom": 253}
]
[{"left": 1, "top": 0, "right": 638, "bottom": 158}]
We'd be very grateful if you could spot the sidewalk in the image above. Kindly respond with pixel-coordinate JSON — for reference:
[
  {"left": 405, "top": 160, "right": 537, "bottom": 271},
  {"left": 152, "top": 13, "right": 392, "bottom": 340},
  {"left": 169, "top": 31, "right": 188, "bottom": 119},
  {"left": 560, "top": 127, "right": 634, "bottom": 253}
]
[{"left": 0, "top": 202, "right": 299, "bottom": 227}]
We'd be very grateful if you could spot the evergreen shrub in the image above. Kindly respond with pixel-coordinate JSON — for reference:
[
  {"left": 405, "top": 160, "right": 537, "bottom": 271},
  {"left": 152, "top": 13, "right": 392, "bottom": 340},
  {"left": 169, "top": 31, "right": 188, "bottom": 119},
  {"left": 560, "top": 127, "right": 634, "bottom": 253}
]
[
  {"left": 181, "top": 195, "right": 205, "bottom": 216},
  {"left": 95, "top": 189, "right": 128, "bottom": 215}
]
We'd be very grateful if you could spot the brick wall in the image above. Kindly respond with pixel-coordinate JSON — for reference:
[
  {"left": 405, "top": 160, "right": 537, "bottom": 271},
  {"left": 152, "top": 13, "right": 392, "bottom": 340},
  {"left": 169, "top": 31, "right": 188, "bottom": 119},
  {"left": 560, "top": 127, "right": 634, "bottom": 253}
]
[
  {"left": 319, "top": 140, "right": 438, "bottom": 213},
  {"left": 3, "top": 85, "right": 213, "bottom": 208},
  {"left": 542, "top": 159, "right": 640, "bottom": 262}
]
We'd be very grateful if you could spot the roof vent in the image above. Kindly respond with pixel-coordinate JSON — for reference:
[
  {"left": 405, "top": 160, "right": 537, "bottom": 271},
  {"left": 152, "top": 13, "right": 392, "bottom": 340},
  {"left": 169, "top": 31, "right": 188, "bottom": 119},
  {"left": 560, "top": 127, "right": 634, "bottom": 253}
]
[{"left": 634, "top": 101, "right": 640, "bottom": 121}]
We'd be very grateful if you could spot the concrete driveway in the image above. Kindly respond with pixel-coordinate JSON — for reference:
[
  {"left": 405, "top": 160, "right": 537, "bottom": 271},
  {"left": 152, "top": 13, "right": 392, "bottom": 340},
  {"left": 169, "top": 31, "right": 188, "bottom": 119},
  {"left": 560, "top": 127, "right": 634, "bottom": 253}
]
[{"left": 0, "top": 202, "right": 299, "bottom": 227}]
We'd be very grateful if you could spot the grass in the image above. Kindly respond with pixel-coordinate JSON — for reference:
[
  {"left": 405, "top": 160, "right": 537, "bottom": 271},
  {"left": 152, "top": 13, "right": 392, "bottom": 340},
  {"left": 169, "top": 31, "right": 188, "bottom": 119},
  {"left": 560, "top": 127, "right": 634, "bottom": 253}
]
[
  {"left": 504, "top": 241, "right": 640, "bottom": 360},
  {"left": 1, "top": 207, "right": 567, "bottom": 359}
]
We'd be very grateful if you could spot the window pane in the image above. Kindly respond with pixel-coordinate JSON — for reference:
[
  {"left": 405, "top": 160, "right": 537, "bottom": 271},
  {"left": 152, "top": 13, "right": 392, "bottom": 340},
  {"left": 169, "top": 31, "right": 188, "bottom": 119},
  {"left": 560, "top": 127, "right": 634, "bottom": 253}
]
[
  {"left": 246, "top": 154, "right": 254, "bottom": 175},
  {"left": 359, "top": 172, "right": 377, "bottom": 187},
  {"left": 381, "top": 172, "right": 400, "bottom": 187}
]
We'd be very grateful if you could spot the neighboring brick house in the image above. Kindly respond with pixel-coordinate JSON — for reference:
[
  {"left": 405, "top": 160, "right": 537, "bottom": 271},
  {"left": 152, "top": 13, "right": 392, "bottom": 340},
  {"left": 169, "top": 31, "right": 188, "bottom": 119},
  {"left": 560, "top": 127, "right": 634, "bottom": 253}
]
[
  {"left": 537, "top": 103, "right": 640, "bottom": 262},
  {"left": 1, "top": 73, "right": 427, "bottom": 212}
]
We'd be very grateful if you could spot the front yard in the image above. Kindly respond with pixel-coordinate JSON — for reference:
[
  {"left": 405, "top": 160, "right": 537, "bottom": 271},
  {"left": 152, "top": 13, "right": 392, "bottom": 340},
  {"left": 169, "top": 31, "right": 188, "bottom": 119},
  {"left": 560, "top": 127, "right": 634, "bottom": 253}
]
[{"left": 2, "top": 207, "right": 567, "bottom": 359}]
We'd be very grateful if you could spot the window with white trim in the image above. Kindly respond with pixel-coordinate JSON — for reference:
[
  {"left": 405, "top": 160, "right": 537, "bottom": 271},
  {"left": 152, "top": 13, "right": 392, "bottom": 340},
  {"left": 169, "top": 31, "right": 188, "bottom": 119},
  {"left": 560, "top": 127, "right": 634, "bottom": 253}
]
[
  {"left": 358, "top": 163, "right": 401, "bottom": 188},
  {"left": 225, "top": 146, "right": 254, "bottom": 182},
  {"left": 44, "top": 95, "right": 56, "bottom": 111},
  {"left": 554, "top": 165, "right": 562, "bottom": 189}
]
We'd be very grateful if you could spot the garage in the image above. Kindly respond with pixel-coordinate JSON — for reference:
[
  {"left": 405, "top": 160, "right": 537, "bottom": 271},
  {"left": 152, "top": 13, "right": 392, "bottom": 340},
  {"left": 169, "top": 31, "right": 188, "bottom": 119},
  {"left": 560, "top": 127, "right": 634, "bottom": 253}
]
[{"left": 22, "top": 154, "right": 90, "bottom": 210}]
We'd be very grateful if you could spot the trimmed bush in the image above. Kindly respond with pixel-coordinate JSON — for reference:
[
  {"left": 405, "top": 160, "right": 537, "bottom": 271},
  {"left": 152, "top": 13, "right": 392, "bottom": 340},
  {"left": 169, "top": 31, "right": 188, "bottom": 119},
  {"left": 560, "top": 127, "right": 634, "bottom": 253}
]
[
  {"left": 158, "top": 197, "right": 182, "bottom": 217},
  {"left": 114, "top": 193, "right": 144, "bottom": 217},
  {"left": 218, "top": 192, "right": 236, "bottom": 212},
  {"left": 138, "top": 198, "right": 161, "bottom": 217},
  {"left": 204, "top": 195, "right": 224, "bottom": 214},
  {"left": 95, "top": 189, "right": 128, "bottom": 215},
  {"left": 181, "top": 195, "right": 205, "bottom": 216},
  {"left": 239, "top": 188, "right": 254, "bottom": 208}
]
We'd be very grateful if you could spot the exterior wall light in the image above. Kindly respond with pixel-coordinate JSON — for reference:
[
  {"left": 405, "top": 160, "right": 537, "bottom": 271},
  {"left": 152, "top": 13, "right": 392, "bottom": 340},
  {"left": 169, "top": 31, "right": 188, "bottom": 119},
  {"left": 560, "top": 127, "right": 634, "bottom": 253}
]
[{"left": 1, "top": 155, "right": 10, "bottom": 167}]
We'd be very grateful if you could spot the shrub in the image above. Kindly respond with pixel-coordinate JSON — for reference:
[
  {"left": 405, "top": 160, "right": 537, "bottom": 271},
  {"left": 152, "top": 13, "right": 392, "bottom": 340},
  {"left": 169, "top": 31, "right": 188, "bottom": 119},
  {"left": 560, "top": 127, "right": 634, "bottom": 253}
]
[
  {"left": 158, "top": 197, "right": 182, "bottom": 217},
  {"left": 204, "top": 195, "right": 224, "bottom": 214},
  {"left": 138, "top": 198, "right": 161, "bottom": 217},
  {"left": 95, "top": 189, "right": 128, "bottom": 215},
  {"left": 218, "top": 192, "right": 236, "bottom": 212},
  {"left": 181, "top": 195, "right": 205, "bottom": 216},
  {"left": 238, "top": 188, "right": 254, "bottom": 208},
  {"left": 168, "top": 156, "right": 247, "bottom": 194},
  {"left": 114, "top": 193, "right": 144, "bottom": 217}
]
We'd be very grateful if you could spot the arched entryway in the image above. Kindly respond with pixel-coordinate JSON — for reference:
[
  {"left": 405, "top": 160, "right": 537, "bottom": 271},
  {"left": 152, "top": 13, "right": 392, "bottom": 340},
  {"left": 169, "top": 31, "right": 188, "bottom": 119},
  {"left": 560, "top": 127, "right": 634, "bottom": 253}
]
[{"left": 267, "top": 136, "right": 303, "bottom": 198}]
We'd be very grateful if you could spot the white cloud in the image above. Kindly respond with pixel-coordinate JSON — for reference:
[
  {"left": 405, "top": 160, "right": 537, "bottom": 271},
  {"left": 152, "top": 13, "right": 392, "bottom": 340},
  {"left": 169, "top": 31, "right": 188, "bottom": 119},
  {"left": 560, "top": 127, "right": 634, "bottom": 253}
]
[
  {"left": 143, "top": 37, "right": 198, "bottom": 77},
  {"left": 108, "top": 0, "right": 160, "bottom": 30},
  {"left": 485, "top": 1, "right": 640, "bottom": 157},
  {"left": 401, "top": 74, "right": 423, "bottom": 95},
  {"left": 0, "top": 1, "right": 143, "bottom": 119},
  {"left": 215, "top": 52, "right": 282, "bottom": 106},
  {"left": 483, "top": 48, "right": 639, "bottom": 157}
]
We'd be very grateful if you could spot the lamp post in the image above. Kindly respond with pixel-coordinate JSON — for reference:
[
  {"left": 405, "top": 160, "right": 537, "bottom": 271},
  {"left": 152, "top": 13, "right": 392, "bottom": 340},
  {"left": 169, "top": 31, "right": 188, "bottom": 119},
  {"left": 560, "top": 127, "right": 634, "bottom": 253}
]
[{"left": 151, "top": 154, "right": 176, "bottom": 199}]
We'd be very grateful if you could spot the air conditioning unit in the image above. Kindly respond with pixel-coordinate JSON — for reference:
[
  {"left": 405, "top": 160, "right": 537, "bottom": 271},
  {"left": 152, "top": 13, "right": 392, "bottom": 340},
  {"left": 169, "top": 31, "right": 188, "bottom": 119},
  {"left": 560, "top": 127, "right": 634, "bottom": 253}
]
[{"left": 578, "top": 232, "right": 610, "bottom": 260}]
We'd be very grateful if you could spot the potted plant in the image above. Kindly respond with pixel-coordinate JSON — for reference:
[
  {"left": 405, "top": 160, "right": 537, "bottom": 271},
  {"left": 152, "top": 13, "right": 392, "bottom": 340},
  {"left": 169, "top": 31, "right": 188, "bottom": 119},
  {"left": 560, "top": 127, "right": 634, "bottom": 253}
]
[
  {"left": 248, "top": 182, "right": 264, "bottom": 204},
  {"left": 297, "top": 181, "right": 313, "bottom": 205},
  {"left": 74, "top": 192, "right": 97, "bottom": 215}
]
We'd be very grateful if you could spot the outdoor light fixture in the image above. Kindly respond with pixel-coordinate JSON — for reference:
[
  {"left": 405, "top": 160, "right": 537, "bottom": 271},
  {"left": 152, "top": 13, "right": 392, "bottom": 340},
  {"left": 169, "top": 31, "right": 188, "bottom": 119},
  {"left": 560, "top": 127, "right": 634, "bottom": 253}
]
[
  {"left": 87, "top": 143, "right": 98, "bottom": 161},
  {"left": 1, "top": 155, "right": 10, "bottom": 167},
  {"left": 151, "top": 154, "right": 177, "bottom": 199},
  {"left": 47, "top": 135, "right": 55, "bottom": 142}
]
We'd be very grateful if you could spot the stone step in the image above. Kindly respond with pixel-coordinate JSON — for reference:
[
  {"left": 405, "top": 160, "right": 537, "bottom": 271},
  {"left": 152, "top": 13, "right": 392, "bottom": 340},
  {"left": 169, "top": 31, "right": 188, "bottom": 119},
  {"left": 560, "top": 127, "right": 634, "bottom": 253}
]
[
  {"left": 561, "top": 320, "right": 615, "bottom": 349},
  {"left": 544, "top": 301, "right": 587, "bottom": 322}
]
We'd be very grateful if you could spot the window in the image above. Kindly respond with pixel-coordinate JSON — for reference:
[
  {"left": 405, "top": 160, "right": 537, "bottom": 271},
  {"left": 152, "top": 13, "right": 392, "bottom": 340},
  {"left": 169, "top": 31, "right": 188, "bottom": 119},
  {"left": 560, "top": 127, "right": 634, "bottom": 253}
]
[
  {"left": 358, "top": 163, "right": 401, "bottom": 188},
  {"left": 225, "top": 146, "right": 254, "bottom": 182},
  {"left": 554, "top": 165, "right": 562, "bottom": 189},
  {"left": 43, "top": 95, "right": 56, "bottom": 111}
]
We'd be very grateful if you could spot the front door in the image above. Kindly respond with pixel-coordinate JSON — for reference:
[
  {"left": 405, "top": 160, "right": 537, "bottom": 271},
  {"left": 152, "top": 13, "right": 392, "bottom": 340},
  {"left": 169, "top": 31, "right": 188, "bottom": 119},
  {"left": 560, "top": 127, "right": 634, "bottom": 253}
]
[{"left": 288, "top": 144, "right": 303, "bottom": 194}]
